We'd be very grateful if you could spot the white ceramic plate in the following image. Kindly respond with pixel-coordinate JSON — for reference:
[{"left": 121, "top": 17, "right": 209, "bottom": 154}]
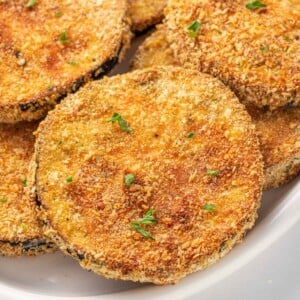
[{"left": 0, "top": 37, "right": 299, "bottom": 300}]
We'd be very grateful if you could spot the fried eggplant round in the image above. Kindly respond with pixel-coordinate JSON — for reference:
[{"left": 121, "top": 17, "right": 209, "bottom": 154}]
[
  {"left": 35, "top": 67, "right": 263, "bottom": 284},
  {"left": 0, "top": 0, "right": 131, "bottom": 123},
  {"left": 129, "top": 0, "right": 166, "bottom": 32},
  {"left": 249, "top": 107, "right": 300, "bottom": 190},
  {"left": 165, "top": 0, "right": 300, "bottom": 109},
  {"left": 0, "top": 122, "right": 55, "bottom": 256},
  {"left": 132, "top": 26, "right": 300, "bottom": 190}
]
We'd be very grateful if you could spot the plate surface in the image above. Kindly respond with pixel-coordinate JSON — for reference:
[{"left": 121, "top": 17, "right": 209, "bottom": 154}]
[{"left": 0, "top": 36, "right": 299, "bottom": 300}]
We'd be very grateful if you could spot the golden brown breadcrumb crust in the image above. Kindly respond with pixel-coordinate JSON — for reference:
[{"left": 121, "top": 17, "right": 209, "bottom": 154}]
[
  {"left": 128, "top": 0, "right": 167, "bottom": 32},
  {"left": 248, "top": 106, "right": 300, "bottom": 190},
  {"left": 0, "top": 0, "right": 131, "bottom": 123},
  {"left": 130, "top": 25, "right": 179, "bottom": 70},
  {"left": 35, "top": 67, "right": 263, "bottom": 284},
  {"left": 165, "top": 0, "right": 300, "bottom": 110},
  {"left": 0, "top": 122, "right": 55, "bottom": 256},
  {"left": 132, "top": 26, "right": 300, "bottom": 190}
]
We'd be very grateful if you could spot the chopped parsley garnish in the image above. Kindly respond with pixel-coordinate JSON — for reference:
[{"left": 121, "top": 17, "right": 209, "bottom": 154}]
[
  {"left": 67, "top": 61, "right": 78, "bottom": 66},
  {"left": 0, "top": 198, "right": 7, "bottom": 203},
  {"left": 21, "top": 223, "right": 28, "bottom": 230},
  {"left": 246, "top": 1, "right": 267, "bottom": 10},
  {"left": 283, "top": 35, "right": 290, "bottom": 41},
  {"left": 55, "top": 11, "right": 62, "bottom": 18},
  {"left": 206, "top": 170, "right": 220, "bottom": 177},
  {"left": 59, "top": 31, "right": 69, "bottom": 43},
  {"left": 124, "top": 174, "right": 135, "bottom": 187},
  {"left": 66, "top": 176, "right": 73, "bottom": 183},
  {"left": 131, "top": 209, "right": 158, "bottom": 240},
  {"left": 107, "top": 113, "right": 132, "bottom": 132},
  {"left": 47, "top": 86, "right": 54, "bottom": 91},
  {"left": 187, "top": 132, "right": 195, "bottom": 139},
  {"left": 261, "top": 45, "right": 269, "bottom": 53},
  {"left": 187, "top": 21, "right": 201, "bottom": 38},
  {"left": 204, "top": 204, "right": 216, "bottom": 211},
  {"left": 25, "top": 0, "right": 38, "bottom": 8},
  {"left": 21, "top": 178, "right": 27, "bottom": 187},
  {"left": 58, "top": 140, "right": 63, "bottom": 145}
]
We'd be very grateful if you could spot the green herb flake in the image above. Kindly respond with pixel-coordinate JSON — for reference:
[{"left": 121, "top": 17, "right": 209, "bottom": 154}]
[
  {"left": 124, "top": 173, "right": 135, "bottom": 187},
  {"left": 25, "top": 0, "right": 38, "bottom": 8},
  {"left": 107, "top": 113, "right": 132, "bottom": 132},
  {"left": 55, "top": 11, "right": 62, "bottom": 18},
  {"left": 283, "top": 35, "right": 290, "bottom": 41},
  {"left": 246, "top": 1, "right": 267, "bottom": 10},
  {"left": 187, "top": 20, "right": 201, "bottom": 38},
  {"left": 206, "top": 170, "right": 220, "bottom": 177},
  {"left": 0, "top": 198, "right": 7, "bottom": 203},
  {"left": 204, "top": 203, "right": 216, "bottom": 211},
  {"left": 21, "top": 178, "right": 27, "bottom": 187},
  {"left": 131, "top": 223, "right": 154, "bottom": 240},
  {"left": 187, "top": 132, "right": 195, "bottom": 139},
  {"left": 131, "top": 209, "right": 158, "bottom": 240},
  {"left": 67, "top": 61, "right": 78, "bottom": 66},
  {"left": 21, "top": 223, "right": 28, "bottom": 230},
  {"left": 261, "top": 45, "right": 269, "bottom": 53},
  {"left": 47, "top": 86, "right": 54, "bottom": 91},
  {"left": 66, "top": 176, "right": 73, "bottom": 183},
  {"left": 59, "top": 31, "right": 69, "bottom": 43},
  {"left": 58, "top": 140, "right": 63, "bottom": 145}
]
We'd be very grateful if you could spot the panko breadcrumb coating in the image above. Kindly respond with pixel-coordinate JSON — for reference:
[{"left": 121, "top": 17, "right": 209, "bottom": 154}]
[
  {"left": 248, "top": 107, "right": 300, "bottom": 190},
  {"left": 130, "top": 25, "right": 179, "bottom": 70},
  {"left": 0, "top": 0, "right": 131, "bottom": 123},
  {"left": 129, "top": 0, "right": 167, "bottom": 32},
  {"left": 35, "top": 67, "right": 263, "bottom": 284},
  {"left": 165, "top": 0, "right": 300, "bottom": 110},
  {"left": 0, "top": 122, "right": 55, "bottom": 256},
  {"left": 131, "top": 26, "right": 300, "bottom": 190}
]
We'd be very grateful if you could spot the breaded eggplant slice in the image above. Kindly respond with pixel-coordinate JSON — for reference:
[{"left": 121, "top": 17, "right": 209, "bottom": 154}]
[
  {"left": 0, "top": 122, "right": 55, "bottom": 256},
  {"left": 129, "top": 0, "right": 167, "bottom": 32},
  {"left": 35, "top": 67, "right": 263, "bottom": 285},
  {"left": 132, "top": 26, "right": 300, "bottom": 190},
  {"left": 0, "top": 0, "right": 131, "bottom": 123},
  {"left": 130, "top": 25, "right": 179, "bottom": 69},
  {"left": 249, "top": 107, "right": 300, "bottom": 190},
  {"left": 165, "top": 0, "right": 300, "bottom": 110}
]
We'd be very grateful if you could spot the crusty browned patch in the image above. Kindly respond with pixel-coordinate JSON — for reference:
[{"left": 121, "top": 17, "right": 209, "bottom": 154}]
[
  {"left": 0, "top": 0, "right": 131, "bottom": 123},
  {"left": 128, "top": 0, "right": 167, "bottom": 32},
  {"left": 35, "top": 67, "right": 263, "bottom": 284},
  {"left": 165, "top": 0, "right": 300, "bottom": 109},
  {"left": 0, "top": 122, "right": 55, "bottom": 256}
]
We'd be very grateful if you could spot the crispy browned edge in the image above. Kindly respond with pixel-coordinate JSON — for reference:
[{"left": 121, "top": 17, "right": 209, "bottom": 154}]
[
  {"left": 129, "top": 0, "right": 166, "bottom": 32},
  {"left": 0, "top": 238, "right": 54, "bottom": 257},
  {"left": 0, "top": 154, "right": 56, "bottom": 257},
  {"left": 0, "top": 20, "right": 132, "bottom": 124},
  {"left": 35, "top": 201, "right": 258, "bottom": 284},
  {"left": 264, "top": 156, "right": 300, "bottom": 190}
]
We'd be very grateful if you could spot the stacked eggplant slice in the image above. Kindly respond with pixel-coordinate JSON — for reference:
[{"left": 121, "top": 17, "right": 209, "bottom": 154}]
[
  {"left": 128, "top": 0, "right": 167, "bottom": 32},
  {"left": 0, "top": 0, "right": 299, "bottom": 286}
]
